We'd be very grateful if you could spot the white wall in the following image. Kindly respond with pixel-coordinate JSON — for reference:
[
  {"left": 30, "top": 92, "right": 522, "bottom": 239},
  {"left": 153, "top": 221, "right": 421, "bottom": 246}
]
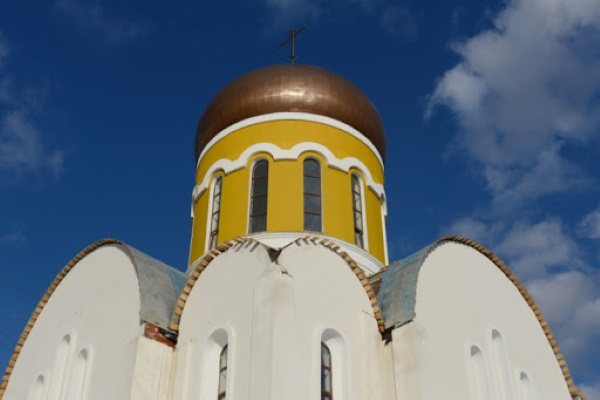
[
  {"left": 4, "top": 245, "right": 142, "bottom": 400},
  {"left": 131, "top": 335, "right": 174, "bottom": 400},
  {"left": 394, "top": 242, "right": 571, "bottom": 400},
  {"left": 173, "top": 241, "right": 393, "bottom": 400}
]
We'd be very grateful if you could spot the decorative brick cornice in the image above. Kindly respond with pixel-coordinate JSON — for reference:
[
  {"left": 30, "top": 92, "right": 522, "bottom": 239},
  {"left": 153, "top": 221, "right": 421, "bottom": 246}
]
[
  {"left": 294, "top": 235, "right": 386, "bottom": 333},
  {"left": 169, "top": 238, "right": 250, "bottom": 332},
  {"left": 170, "top": 235, "right": 385, "bottom": 334}
]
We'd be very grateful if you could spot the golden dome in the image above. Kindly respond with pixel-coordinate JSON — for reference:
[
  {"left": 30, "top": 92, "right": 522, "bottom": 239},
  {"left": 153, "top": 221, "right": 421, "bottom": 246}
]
[{"left": 195, "top": 64, "right": 386, "bottom": 159}]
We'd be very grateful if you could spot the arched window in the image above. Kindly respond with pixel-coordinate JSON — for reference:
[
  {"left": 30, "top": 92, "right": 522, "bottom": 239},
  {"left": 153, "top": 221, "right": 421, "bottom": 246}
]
[
  {"left": 218, "top": 345, "right": 228, "bottom": 400},
  {"left": 209, "top": 175, "right": 223, "bottom": 249},
  {"left": 518, "top": 372, "right": 537, "bottom": 400},
  {"left": 351, "top": 174, "right": 364, "bottom": 248},
  {"left": 30, "top": 375, "right": 45, "bottom": 400},
  {"left": 469, "top": 345, "right": 492, "bottom": 400},
  {"left": 249, "top": 159, "right": 268, "bottom": 233},
  {"left": 321, "top": 343, "right": 332, "bottom": 399},
  {"left": 50, "top": 334, "right": 71, "bottom": 400},
  {"left": 491, "top": 329, "right": 515, "bottom": 399},
  {"left": 65, "top": 349, "right": 90, "bottom": 399},
  {"left": 303, "top": 158, "right": 322, "bottom": 232}
]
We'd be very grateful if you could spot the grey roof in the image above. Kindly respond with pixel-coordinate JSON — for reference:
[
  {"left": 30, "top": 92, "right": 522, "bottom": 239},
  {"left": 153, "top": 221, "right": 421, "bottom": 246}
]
[
  {"left": 123, "top": 246, "right": 187, "bottom": 330},
  {"left": 372, "top": 243, "right": 438, "bottom": 331}
]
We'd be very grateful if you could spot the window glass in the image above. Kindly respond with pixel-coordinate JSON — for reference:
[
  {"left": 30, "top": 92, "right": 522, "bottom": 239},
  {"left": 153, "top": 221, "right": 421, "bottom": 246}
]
[
  {"left": 351, "top": 174, "right": 364, "bottom": 248},
  {"left": 218, "top": 345, "right": 228, "bottom": 399},
  {"left": 304, "top": 158, "right": 322, "bottom": 232},
  {"left": 305, "top": 177, "right": 321, "bottom": 194},
  {"left": 321, "top": 343, "right": 332, "bottom": 399},
  {"left": 251, "top": 215, "right": 266, "bottom": 232},
  {"left": 252, "top": 195, "right": 267, "bottom": 214},
  {"left": 250, "top": 160, "right": 269, "bottom": 233},
  {"left": 209, "top": 176, "right": 223, "bottom": 249}
]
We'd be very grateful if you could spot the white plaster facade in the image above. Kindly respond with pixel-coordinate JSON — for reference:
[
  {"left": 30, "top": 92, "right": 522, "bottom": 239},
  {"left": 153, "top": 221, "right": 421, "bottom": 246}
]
[
  {"left": 173, "top": 241, "right": 392, "bottom": 400},
  {"left": 388, "top": 242, "right": 572, "bottom": 400},
  {"left": 1, "top": 236, "right": 582, "bottom": 400},
  {"left": 3, "top": 246, "right": 142, "bottom": 400}
]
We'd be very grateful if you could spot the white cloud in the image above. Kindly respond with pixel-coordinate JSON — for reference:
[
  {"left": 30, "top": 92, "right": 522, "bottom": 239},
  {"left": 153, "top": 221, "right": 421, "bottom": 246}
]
[
  {"left": 496, "top": 219, "right": 581, "bottom": 280},
  {"left": 529, "top": 269, "right": 600, "bottom": 364},
  {"left": 430, "top": 0, "right": 600, "bottom": 389},
  {"left": 528, "top": 271, "right": 595, "bottom": 326},
  {"left": 445, "top": 216, "right": 583, "bottom": 280},
  {"left": 428, "top": 0, "right": 600, "bottom": 208},
  {"left": 0, "top": 111, "right": 64, "bottom": 179},
  {"left": 0, "top": 33, "right": 64, "bottom": 181},
  {"left": 578, "top": 205, "right": 600, "bottom": 240},
  {"left": 445, "top": 216, "right": 499, "bottom": 246},
  {"left": 55, "top": 0, "right": 151, "bottom": 43}
]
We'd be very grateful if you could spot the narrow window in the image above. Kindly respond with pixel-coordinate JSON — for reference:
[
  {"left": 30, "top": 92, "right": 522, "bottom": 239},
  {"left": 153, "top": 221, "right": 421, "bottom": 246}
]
[
  {"left": 304, "top": 158, "right": 322, "bottom": 232},
  {"left": 50, "top": 334, "right": 71, "bottom": 400},
  {"left": 321, "top": 343, "right": 333, "bottom": 399},
  {"left": 209, "top": 176, "right": 223, "bottom": 249},
  {"left": 469, "top": 345, "right": 492, "bottom": 400},
  {"left": 249, "top": 160, "right": 268, "bottom": 233},
  {"left": 351, "top": 174, "right": 364, "bottom": 248},
  {"left": 66, "top": 349, "right": 89, "bottom": 400},
  {"left": 518, "top": 372, "right": 537, "bottom": 400},
  {"left": 29, "top": 375, "right": 45, "bottom": 400},
  {"left": 217, "top": 345, "right": 228, "bottom": 400},
  {"left": 491, "top": 329, "right": 515, "bottom": 399}
]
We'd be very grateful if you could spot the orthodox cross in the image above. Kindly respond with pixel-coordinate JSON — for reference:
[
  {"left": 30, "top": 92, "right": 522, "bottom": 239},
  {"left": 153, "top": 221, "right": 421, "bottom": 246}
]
[{"left": 278, "top": 26, "right": 307, "bottom": 64}]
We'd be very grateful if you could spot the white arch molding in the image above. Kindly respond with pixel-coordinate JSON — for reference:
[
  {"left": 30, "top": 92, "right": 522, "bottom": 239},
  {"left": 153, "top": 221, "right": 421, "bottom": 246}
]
[
  {"left": 320, "top": 328, "right": 347, "bottom": 400},
  {"left": 196, "top": 112, "right": 385, "bottom": 168},
  {"left": 191, "top": 142, "right": 387, "bottom": 217},
  {"left": 29, "top": 375, "right": 45, "bottom": 400},
  {"left": 195, "top": 328, "right": 231, "bottom": 400}
]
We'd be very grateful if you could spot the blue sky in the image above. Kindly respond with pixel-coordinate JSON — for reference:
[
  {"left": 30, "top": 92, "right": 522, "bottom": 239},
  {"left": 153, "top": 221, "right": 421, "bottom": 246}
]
[{"left": 1, "top": 0, "right": 600, "bottom": 395}]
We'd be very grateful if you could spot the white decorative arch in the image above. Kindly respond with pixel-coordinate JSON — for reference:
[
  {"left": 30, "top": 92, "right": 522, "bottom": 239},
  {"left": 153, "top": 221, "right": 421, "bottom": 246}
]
[
  {"left": 196, "top": 328, "right": 231, "bottom": 400},
  {"left": 490, "top": 329, "right": 517, "bottom": 400},
  {"left": 468, "top": 344, "right": 493, "bottom": 400},
  {"left": 320, "top": 328, "right": 347, "bottom": 400},
  {"left": 516, "top": 370, "right": 538, "bottom": 400},
  {"left": 196, "top": 112, "right": 385, "bottom": 167},
  {"left": 65, "top": 348, "right": 90, "bottom": 399},
  {"left": 49, "top": 333, "right": 74, "bottom": 400},
  {"left": 29, "top": 375, "right": 45, "bottom": 400},
  {"left": 192, "top": 142, "right": 386, "bottom": 203}
]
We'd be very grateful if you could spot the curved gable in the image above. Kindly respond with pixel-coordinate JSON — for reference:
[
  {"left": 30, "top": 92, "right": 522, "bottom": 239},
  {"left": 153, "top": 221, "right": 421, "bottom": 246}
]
[
  {"left": 0, "top": 239, "right": 185, "bottom": 399},
  {"left": 373, "top": 235, "right": 583, "bottom": 398},
  {"left": 170, "top": 236, "right": 384, "bottom": 333}
]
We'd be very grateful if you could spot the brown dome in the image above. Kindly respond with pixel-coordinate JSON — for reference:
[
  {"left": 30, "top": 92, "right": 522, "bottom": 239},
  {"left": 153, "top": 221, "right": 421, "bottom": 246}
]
[{"left": 195, "top": 64, "right": 386, "bottom": 160}]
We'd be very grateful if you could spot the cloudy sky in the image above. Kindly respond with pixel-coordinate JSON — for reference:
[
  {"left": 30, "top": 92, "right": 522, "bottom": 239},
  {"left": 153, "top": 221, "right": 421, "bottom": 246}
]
[{"left": 2, "top": 0, "right": 600, "bottom": 395}]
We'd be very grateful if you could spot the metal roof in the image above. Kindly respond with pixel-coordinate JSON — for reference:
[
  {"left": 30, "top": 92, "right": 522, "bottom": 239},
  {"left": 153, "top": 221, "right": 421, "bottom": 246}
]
[
  {"left": 124, "top": 246, "right": 186, "bottom": 330},
  {"left": 372, "top": 243, "right": 436, "bottom": 330}
]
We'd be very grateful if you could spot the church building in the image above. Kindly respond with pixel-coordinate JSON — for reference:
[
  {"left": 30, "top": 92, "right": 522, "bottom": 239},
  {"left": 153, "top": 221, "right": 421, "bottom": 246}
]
[{"left": 0, "top": 64, "right": 586, "bottom": 399}]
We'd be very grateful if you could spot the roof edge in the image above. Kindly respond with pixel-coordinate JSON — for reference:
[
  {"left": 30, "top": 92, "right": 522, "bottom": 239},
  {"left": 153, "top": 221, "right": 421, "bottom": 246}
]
[
  {"left": 439, "top": 235, "right": 584, "bottom": 399},
  {"left": 0, "top": 239, "right": 125, "bottom": 398},
  {"left": 169, "top": 234, "right": 385, "bottom": 334}
]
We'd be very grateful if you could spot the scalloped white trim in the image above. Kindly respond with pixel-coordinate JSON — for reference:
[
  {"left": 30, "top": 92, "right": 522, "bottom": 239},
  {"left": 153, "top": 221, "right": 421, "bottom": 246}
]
[
  {"left": 196, "top": 112, "right": 385, "bottom": 168},
  {"left": 192, "top": 142, "right": 386, "bottom": 204}
]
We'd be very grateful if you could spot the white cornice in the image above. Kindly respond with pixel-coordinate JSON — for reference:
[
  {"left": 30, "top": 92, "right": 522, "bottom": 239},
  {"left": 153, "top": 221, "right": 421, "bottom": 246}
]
[
  {"left": 192, "top": 142, "right": 386, "bottom": 205},
  {"left": 196, "top": 112, "right": 385, "bottom": 168}
]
